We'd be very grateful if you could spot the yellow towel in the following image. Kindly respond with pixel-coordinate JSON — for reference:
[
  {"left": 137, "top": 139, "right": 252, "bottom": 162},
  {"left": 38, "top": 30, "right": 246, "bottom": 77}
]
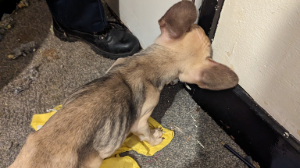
[
  {"left": 101, "top": 155, "right": 140, "bottom": 168},
  {"left": 30, "top": 105, "right": 174, "bottom": 168}
]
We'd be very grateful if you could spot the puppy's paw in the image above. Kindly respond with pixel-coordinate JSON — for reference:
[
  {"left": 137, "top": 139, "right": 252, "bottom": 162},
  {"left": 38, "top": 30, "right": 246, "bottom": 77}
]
[{"left": 149, "top": 128, "right": 164, "bottom": 146}]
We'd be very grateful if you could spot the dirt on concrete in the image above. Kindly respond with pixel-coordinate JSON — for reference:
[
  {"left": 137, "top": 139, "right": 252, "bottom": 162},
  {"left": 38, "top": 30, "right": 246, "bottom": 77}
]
[{"left": 0, "top": 0, "right": 51, "bottom": 90}]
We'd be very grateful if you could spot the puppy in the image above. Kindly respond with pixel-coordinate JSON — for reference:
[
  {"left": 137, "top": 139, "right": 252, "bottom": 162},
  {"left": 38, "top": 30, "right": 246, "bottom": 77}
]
[{"left": 9, "top": 1, "right": 238, "bottom": 168}]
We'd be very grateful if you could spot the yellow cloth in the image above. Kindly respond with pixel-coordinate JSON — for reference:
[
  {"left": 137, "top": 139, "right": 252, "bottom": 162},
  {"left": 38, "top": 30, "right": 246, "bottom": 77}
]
[
  {"left": 30, "top": 105, "right": 62, "bottom": 131},
  {"left": 30, "top": 105, "right": 174, "bottom": 168},
  {"left": 101, "top": 155, "right": 140, "bottom": 168}
]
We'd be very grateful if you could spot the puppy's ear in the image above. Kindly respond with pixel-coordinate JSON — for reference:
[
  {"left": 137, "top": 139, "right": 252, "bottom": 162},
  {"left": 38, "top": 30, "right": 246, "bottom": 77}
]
[
  {"left": 159, "top": 1, "right": 197, "bottom": 39},
  {"left": 197, "top": 58, "right": 239, "bottom": 90}
]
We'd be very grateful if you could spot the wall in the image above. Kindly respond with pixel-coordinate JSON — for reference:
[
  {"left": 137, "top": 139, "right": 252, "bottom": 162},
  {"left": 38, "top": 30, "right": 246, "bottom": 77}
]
[
  {"left": 212, "top": 0, "right": 300, "bottom": 140},
  {"left": 105, "top": 0, "right": 202, "bottom": 48}
]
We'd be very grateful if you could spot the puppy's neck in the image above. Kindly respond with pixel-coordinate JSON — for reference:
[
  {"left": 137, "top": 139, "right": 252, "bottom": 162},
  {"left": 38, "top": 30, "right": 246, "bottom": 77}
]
[
  {"left": 131, "top": 44, "right": 185, "bottom": 90},
  {"left": 154, "top": 33, "right": 184, "bottom": 51},
  {"left": 109, "top": 43, "right": 190, "bottom": 91}
]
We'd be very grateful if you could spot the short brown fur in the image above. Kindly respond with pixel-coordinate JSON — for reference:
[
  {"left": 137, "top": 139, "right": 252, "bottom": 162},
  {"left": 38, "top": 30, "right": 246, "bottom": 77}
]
[{"left": 9, "top": 1, "right": 238, "bottom": 168}]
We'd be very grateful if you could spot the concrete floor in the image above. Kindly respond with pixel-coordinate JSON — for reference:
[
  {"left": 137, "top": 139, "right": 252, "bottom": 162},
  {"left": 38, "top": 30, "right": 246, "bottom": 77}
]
[{"left": 0, "top": 0, "right": 248, "bottom": 167}]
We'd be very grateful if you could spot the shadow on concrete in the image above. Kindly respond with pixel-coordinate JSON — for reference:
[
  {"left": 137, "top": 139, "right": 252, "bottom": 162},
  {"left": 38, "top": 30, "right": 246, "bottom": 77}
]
[{"left": 151, "top": 82, "right": 184, "bottom": 123}]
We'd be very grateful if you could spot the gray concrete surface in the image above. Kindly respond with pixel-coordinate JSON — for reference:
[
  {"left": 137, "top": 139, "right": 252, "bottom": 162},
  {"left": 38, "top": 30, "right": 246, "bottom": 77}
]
[{"left": 0, "top": 0, "right": 248, "bottom": 167}]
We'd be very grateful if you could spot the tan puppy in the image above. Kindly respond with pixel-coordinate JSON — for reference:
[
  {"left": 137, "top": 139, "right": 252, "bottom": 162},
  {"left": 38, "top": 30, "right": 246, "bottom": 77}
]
[{"left": 9, "top": 1, "right": 238, "bottom": 168}]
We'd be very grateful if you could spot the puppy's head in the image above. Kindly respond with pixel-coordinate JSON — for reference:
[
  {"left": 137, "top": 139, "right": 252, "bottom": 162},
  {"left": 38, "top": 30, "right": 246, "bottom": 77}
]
[{"left": 157, "top": 0, "right": 239, "bottom": 90}]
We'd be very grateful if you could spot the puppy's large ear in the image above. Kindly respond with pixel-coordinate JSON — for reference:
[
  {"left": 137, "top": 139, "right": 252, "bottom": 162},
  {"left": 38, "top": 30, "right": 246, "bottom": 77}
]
[
  {"left": 197, "top": 58, "right": 239, "bottom": 90},
  {"left": 159, "top": 1, "right": 197, "bottom": 39}
]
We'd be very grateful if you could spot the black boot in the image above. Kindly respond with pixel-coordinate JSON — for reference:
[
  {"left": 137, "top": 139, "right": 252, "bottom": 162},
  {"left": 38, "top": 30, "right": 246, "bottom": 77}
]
[{"left": 53, "top": 18, "right": 141, "bottom": 59}]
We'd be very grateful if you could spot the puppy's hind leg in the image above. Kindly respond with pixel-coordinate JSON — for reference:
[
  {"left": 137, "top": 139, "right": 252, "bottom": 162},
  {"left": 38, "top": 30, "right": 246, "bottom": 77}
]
[{"left": 131, "top": 112, "right": 164, "bottom": 146}]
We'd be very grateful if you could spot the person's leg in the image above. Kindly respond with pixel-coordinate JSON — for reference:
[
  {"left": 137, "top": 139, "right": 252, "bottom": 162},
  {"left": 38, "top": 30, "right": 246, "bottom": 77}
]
[
  {"left": 45, "top": 0, "right": 140, "bottom": 59},
  {"left": 46, "top": 0, "right": 107, "bottom": 33}
]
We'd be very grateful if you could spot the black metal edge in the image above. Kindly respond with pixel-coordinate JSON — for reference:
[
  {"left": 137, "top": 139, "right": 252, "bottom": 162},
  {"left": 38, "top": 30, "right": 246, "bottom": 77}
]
[
  {"left": 208, "top": 0, "right": 225, "bottom": 41},
  {"left": 186, "top": 85, "right": 300, "bottom": 168},
  {"left": 233, "top": 86, "right": 300, "bottom": 152},
  {"left": 197, "top": 0, "right": 218, "bottom": 38},
  {"left": 195, "top": 0, "right": 300, "bottom": 167}
]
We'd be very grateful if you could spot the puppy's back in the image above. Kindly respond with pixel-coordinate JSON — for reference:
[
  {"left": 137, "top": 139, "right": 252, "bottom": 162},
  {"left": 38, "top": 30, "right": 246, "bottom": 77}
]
[{"left": 9, "top": 73, "right": 138, "bottom": 168}]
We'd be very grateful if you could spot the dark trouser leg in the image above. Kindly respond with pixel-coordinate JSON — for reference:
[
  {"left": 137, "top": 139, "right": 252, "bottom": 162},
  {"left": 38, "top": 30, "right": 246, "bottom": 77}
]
[{"left": 45, "top": 0, "right": 107, "bottom": 33}]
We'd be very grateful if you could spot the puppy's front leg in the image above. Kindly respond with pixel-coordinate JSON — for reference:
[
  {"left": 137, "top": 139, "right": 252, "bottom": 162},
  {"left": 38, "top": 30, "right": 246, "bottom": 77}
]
[
  {"left": 80, "top": 148, "right": 103, "bottom": 168},
  {"left": 168, "top": 78, "right": 179, "bottom": 85},
  {"left": 131, "top": 111, "right": 164, "bottom": 146}
]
